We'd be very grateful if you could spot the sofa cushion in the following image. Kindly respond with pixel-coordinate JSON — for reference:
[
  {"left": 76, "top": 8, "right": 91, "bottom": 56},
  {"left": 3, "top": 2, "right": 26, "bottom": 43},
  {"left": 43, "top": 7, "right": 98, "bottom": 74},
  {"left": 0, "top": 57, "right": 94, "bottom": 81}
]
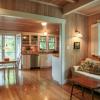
[
  {"left": 78, "top": 60, "right": 100, "bottom": 75},
  {"left": 78, "top": 60, "right": 94, "bottom": 72}
]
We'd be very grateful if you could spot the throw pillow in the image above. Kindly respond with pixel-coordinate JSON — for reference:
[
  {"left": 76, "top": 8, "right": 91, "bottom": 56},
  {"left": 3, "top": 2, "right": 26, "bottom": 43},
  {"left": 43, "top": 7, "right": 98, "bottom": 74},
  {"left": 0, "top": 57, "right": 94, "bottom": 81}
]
[
  {"left": 89, "top": 63, "right": 100, "bottom": 75},
  {"left": 78, "top": 61, "right": 94, "bottom": 73}
]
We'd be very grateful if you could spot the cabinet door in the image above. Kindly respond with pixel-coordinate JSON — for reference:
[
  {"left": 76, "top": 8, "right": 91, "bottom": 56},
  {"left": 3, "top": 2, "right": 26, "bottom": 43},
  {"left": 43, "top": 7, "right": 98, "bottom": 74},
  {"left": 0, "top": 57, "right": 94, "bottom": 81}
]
[
  {"left": 31, "top": 35, "right": 38, "bottom": 45},
  {"left": 22, "top": 55, "right": 30, "bottom": 69},
  {"left": 22, "top": 35, "right": 29, "bottom": 45}
]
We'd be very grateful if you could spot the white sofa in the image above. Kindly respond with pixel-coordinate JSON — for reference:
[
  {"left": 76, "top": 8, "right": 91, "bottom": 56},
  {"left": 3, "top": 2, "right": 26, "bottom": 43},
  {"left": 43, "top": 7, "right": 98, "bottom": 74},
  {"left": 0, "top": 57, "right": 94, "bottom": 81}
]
[
  {"left": 72, "top": 66, "right": 100, "bottom": 81},
  {"left": 71, "top": 58, "right": 100, "bottom": 93}
]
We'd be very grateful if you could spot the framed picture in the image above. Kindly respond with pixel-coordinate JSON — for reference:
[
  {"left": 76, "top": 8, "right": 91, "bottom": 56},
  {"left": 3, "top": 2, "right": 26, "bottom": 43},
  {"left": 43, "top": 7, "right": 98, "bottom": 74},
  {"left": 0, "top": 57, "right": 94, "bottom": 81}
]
[{"left": 74, "top": 42, "right": 80, "bottom": 49}]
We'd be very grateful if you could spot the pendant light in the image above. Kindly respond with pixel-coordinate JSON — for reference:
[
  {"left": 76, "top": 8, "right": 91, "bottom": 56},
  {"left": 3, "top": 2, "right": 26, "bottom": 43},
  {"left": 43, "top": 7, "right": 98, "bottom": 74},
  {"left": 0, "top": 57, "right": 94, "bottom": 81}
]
[{"left": 41, "top": 22, "right": 48, "bottom": 36}]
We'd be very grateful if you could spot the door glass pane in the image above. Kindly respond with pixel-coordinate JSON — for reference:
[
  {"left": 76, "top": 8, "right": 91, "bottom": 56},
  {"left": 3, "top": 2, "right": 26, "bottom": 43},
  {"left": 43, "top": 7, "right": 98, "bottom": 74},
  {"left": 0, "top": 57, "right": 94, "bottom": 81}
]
[
  {"left": 5, "top": 52, "right": 15, "bottom": 60},
  {"left": 5, "top": 36, "right": 15, "bottom": 52},
  {"left": 4, "top": 36, "right": 15, "bottom": 60}
]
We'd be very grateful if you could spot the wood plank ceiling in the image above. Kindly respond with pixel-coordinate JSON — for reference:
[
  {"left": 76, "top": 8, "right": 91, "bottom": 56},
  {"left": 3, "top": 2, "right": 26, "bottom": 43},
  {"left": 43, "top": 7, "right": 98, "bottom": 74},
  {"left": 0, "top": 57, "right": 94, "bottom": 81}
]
[
  {"left": 0, "top": 16, "right": 59, "bottom": 34},
  {"left": 76, "top": 0, "right": 100, "bottom": 16},
  {"left": 0, "top": 0, "right": 94, "bottom": 18},
  {"left": 0, "top": 0, "right": 95, "bottom": 33}
]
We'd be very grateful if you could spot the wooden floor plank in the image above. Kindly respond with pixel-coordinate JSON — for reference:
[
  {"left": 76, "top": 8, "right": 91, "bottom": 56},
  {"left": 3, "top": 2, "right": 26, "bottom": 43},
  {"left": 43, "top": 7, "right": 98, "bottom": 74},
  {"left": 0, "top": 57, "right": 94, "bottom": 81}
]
[{"left": 0, "top": 69, "right": 78, "bottom": 100}]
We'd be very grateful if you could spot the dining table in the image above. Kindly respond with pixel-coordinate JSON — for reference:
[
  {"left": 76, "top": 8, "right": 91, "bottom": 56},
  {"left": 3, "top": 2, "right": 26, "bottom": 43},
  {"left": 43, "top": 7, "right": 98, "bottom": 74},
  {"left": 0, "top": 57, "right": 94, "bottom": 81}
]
[{"left": 0, "top": 60, "right": 18, "bottom": 84}]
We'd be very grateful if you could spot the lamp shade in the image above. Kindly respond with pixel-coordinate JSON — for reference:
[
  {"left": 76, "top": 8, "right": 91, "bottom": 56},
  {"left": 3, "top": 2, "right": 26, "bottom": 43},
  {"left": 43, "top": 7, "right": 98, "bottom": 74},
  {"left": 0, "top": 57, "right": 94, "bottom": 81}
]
[{"left": 75, "top": 30, "right": 83, "bottom": 38}]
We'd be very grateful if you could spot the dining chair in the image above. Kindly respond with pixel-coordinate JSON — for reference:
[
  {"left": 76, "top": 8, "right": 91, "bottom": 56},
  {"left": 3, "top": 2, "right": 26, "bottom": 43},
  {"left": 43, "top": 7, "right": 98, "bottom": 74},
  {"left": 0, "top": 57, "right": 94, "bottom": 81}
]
[
  {"left": 7, "top": 56, "right": 20, "bottom": 84},
  {"left": 15, "top": 55, "right": 21, "bottom": 83}
]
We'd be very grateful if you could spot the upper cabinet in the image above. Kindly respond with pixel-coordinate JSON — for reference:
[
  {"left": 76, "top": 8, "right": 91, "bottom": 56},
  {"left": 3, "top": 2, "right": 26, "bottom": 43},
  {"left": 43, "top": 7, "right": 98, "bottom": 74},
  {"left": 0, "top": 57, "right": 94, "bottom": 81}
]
[
  {"left": 22, "top": 35, "right": 38, "bottom": 46},
  {"left": 31, "top": 35, "right": 38, "bottom": 45},
  {"left": 21, "top": 32, "right": 59, "bottom": 53},
  {"left": 22, "top": 35, "right": 30, "bottom": 45},
  {"left": 91, "top": 23, "right": 100, "bottom": 56}
]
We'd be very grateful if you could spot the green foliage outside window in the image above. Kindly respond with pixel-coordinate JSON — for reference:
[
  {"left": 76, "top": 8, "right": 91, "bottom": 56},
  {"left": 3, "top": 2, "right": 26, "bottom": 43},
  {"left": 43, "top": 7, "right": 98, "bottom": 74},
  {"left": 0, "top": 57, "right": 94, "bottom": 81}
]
[
  {"left": 0, "top": 35, "right": 16, "bottom": 61},
  {"left": 40, "top": 36, "right": 46, "bottom": 50},
  {"left": 5, "top": 36, "right": 15, "bottom": 60},
  {"left": 48, "top": 36, "right": 55, "bottom": 50}
]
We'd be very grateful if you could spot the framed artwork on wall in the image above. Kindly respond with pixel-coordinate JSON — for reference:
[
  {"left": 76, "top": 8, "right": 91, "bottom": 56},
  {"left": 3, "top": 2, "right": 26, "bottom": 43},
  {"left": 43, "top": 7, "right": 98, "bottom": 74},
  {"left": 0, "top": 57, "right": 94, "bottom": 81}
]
[{"left": 74, "top": 42, "right": 80, "bottom": 49}]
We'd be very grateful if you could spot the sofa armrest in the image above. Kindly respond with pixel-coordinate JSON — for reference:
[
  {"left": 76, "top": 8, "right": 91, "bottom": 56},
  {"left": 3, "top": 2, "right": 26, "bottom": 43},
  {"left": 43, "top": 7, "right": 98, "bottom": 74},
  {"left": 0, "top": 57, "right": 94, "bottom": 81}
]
[
  {"left": 73, "top": 66, "right": 79, "bottom": 71},
  {"left": 71, "top": 66, "right": 79, "bottom": 77}
]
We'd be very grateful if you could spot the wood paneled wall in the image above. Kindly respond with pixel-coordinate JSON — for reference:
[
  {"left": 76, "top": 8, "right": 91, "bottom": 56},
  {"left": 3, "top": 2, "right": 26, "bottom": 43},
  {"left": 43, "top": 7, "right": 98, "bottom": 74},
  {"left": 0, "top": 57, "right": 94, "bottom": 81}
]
[
  {"left": 0, "top": 0, "right": 62, "bottom": 18},
  {"left": 64, "top": 13, "right": 88, "bottom": 69},
  {"left": 88, "top": 13, "right": 100, "bottom": 57}
]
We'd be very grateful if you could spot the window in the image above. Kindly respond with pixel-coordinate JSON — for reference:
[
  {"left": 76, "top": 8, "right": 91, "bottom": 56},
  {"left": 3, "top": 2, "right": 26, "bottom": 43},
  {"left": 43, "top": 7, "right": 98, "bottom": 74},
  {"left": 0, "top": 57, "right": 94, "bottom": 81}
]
[
  {"left": 40, "top": 36, "right": 46, "bottom": 50},
  {"left": 48, "top": 36, "right": 55, "bottom": 50}
]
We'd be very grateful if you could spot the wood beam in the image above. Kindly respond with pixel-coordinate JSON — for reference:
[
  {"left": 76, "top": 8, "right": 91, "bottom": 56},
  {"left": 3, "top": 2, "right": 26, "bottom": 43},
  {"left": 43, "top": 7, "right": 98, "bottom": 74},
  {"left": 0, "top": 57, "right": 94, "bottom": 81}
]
[
  {"left": 29, "top": 0, "right": 60, "bottom": 7},
  {"left": 63, "top": 0, "right": 94, "bottom": 15}
]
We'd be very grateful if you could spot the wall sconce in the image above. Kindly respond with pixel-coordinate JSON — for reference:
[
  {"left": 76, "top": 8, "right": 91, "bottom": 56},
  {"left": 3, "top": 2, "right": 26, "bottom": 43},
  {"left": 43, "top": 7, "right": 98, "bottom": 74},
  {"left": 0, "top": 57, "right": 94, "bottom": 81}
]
[
  {"left": 74, "top": 13, "right": 83, "bottom": 38},
  {"left": 74, "top": 30, "right": 83, "bottom": 38}
]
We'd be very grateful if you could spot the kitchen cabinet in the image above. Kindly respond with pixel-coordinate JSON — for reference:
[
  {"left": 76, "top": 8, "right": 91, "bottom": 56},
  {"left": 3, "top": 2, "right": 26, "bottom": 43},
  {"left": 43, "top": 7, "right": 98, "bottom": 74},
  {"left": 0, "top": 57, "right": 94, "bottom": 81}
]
[
  {"left": 22, "top": 54, "right": 38, "bottom": 69},
  {"left": 22, "top": 55, "right": 31, "bottom": 69},
  {"left": 22, "top": 35, "right": 30, "bottom": 45},
  {"left": 22, "top": 34, "right": 38, "bottom": 46}
]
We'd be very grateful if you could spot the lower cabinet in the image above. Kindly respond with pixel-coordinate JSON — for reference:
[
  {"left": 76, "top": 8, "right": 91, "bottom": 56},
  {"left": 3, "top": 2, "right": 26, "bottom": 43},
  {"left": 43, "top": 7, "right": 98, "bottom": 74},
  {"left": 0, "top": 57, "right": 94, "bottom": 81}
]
[
  {"left": 22, "top": 55, "right": 31, "bottom": 69},
  {"left": 22, "top": 54, "right": 52, "bottom": 69}
]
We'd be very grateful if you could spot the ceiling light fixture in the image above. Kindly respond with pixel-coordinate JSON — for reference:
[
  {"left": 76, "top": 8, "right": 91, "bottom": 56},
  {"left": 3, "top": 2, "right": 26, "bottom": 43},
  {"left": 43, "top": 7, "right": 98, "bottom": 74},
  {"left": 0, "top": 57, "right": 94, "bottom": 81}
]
[
  {"left": 41, "top": 22, "right": 47, "bottom": 26},
  {"left": 43, "top": 31, "right": 47, "bottom": 36}
]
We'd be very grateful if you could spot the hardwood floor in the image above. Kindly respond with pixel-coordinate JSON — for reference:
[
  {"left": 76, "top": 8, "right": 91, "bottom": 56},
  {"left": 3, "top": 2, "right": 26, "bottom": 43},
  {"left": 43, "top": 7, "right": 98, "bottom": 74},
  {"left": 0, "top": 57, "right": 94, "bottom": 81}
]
[{"left": 0, "top": 69, "right": 77, "bottom": 100}]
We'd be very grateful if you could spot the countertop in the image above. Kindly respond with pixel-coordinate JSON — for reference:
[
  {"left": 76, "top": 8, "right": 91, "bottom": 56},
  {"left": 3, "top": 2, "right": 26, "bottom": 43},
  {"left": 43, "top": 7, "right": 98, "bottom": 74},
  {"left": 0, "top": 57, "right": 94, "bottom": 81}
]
[{"left": 22, "top": 51, "right": 59, "bottom": 55}]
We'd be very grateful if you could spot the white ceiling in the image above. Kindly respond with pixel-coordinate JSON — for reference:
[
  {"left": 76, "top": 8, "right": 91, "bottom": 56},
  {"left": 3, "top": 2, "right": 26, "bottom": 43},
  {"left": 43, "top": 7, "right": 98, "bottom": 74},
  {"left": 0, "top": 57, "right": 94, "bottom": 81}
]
[{"left": 77, "top": 0, "right": 100, "bottom": 16}]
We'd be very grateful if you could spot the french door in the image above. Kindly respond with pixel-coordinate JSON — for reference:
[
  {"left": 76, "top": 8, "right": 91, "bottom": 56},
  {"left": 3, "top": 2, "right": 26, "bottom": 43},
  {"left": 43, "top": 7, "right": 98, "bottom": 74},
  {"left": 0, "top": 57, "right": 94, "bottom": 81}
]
[
  {"left": 4, "top": 35, "right": 16, "bottom": 60},
  {"left": 0, "top": 34, "right": 16, "bottom": 61}
]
